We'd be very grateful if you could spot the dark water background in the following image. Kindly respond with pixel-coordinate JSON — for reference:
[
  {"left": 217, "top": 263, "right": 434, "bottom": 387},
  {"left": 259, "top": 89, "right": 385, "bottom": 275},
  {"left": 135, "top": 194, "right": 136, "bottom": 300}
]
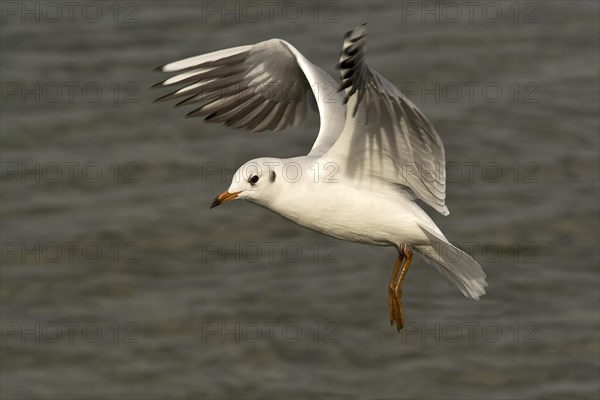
[{"left": 1, "top": 1, "right": 599, "bottom": 399}]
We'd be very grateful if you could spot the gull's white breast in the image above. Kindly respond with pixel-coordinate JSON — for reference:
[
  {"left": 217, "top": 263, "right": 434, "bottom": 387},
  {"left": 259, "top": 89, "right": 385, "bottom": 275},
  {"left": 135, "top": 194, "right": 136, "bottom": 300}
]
[{"left": 265, "top": 171, "right": 441, "bottom": 247}]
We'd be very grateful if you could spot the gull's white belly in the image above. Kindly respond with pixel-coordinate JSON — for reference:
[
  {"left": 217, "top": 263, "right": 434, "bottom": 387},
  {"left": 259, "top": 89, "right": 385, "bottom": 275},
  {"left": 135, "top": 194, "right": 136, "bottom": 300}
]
[{"left": 265, "top": 181, "right": 438, "bottom": 247}]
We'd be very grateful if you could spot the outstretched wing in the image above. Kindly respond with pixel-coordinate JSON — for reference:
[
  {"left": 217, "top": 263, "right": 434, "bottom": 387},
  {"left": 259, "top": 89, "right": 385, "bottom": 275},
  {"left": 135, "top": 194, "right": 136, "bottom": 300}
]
[
  {"left": 324, "top": 25, "right": 449, "bottom": 215},
  {"left": 154, "top": 39, "right": 346, "bottom": 156}
]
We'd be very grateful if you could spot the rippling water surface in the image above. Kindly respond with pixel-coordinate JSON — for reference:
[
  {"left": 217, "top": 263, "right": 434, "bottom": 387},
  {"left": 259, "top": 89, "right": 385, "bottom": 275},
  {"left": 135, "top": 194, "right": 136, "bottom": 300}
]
[{"left": 1, "top": 2, "right": 599, "bottom": 399}]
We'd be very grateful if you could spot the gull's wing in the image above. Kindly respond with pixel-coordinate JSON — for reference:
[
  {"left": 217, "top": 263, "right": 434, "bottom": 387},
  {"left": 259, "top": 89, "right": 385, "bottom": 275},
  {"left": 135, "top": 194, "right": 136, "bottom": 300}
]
[
  {"left": 154, "top": 39, "right": 345, "bottom": 156},
  {"left": 324, "top": 26, "right": 449, "bottom": 215}
]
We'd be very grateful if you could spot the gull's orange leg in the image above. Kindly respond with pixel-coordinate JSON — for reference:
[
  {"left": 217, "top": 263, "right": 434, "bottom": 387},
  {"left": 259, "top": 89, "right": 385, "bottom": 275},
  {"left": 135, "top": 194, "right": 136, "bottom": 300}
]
[
  {"left": 388, "top": 253, "right": 404, "bottom": 325},
  {"left": 390, "top": 245, "right": 413, "bottom": 331}
]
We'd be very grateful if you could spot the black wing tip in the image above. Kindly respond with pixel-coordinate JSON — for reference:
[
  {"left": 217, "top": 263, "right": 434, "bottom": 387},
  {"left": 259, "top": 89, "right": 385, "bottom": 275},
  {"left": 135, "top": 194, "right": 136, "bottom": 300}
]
[
  {"left": 153, "top": 95, "right": 168, "bottom": 103},
  {"left": 339, "top": 58, "right": 355, "bottom": 70},
  {"left": 338, "top": 25, "right": 368, "bottom": 101},
  {"left": 153, "top": 92, "right": 177, "bottom": 103},
  {"left": 185, "top": 109, "right": 200, "bottom": 118},
  {"left": 153, "top": 65, "right": 166, "bottom": 73},
  {"left": 185, "top": 108, "right": 213, "bottom": 119},
  {"left": 175, "top": 96, "right": 193, "bottom": 107},
  {"left": 344, "top": 23, "right": 366, "bottom": 36},
  {"left": 344, "top": 24, "right": 368, "bottom": 42}
]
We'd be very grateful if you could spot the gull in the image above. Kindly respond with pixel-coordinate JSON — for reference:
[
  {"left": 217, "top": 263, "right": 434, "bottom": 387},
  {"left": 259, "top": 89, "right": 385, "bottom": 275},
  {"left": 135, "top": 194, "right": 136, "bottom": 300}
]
[{"left": 154, "top": 25, "right": 487, "bottom": 330}]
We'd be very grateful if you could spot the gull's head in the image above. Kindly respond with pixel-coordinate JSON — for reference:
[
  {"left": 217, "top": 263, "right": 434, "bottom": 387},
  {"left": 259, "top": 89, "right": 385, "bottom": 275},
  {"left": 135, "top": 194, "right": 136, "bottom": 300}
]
[{"left": 210, "top": 158, "right": 282, "bottom": 209}]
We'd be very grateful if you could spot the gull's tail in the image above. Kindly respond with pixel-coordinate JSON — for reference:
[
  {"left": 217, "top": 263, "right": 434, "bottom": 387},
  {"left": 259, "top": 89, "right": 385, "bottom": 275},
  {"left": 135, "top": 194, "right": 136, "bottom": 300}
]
[{"left": 413, "top": 223, "right": 487, "bottom": 300}]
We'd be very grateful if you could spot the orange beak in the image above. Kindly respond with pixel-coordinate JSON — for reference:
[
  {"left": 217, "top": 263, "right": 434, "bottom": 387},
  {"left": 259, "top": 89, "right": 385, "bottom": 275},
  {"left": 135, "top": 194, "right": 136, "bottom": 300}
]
[{"left": 210, "top": 191, "right": 241, "bottom": 209}]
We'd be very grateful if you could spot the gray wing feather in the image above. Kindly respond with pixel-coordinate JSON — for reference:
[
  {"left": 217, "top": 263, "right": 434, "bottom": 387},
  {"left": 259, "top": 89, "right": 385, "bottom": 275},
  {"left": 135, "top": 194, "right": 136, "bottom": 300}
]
[
  {"left": 326, "top": 25, "right": 449, "bottom": 215},
  {"left": 154, "top": 39, "right": 346, "bottom": 155}
]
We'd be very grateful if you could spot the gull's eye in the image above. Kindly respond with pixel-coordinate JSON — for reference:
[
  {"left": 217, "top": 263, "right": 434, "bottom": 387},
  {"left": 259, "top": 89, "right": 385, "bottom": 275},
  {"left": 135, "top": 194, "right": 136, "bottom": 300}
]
[{"left": 249, "top": 175, "right": 259, "bottom": 185}]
